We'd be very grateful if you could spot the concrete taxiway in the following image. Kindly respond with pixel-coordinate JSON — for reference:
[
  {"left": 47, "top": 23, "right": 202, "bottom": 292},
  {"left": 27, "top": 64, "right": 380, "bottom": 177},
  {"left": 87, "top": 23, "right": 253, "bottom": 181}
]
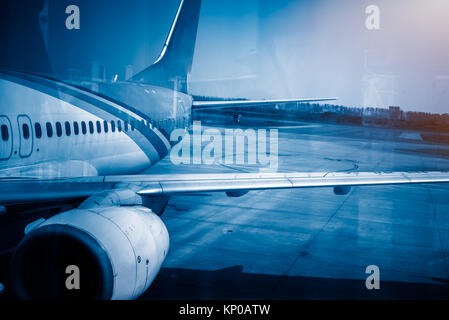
[
  {"left": 142, "top": 113, "right": 449, "bottom": 299},
  {"left": 0, "top": 113, "right": 449, "bottom": 299}
]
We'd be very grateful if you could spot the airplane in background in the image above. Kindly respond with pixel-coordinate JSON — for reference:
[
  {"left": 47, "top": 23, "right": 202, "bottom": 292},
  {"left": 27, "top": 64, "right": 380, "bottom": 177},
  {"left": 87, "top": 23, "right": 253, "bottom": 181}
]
[{"left": 1, "top": 0, "right": 449, "bottom": 299}]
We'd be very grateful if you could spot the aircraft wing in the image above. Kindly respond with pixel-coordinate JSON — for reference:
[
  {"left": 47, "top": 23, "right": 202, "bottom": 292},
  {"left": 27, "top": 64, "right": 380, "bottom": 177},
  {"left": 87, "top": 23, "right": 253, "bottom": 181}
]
[
  {"left": 118, "top": 171, "right": 449, "bottom": 195},
  {"left": 192, "top": 98, "right": 337, "bottom": 110},
  {"left": 2, "top": 171, "right": 449, "bottom": 204}
]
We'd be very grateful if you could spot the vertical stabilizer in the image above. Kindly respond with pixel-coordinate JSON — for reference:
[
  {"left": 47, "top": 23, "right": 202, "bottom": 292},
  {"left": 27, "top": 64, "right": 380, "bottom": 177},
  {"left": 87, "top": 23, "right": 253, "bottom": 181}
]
[{"left": 131, "top": 0, "right": 202, "bottom": 93}]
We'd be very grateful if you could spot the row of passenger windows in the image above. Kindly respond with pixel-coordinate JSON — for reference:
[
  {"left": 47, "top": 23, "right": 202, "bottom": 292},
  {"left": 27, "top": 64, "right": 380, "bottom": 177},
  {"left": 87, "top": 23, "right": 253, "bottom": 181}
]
[{"left": 1, "top": 120, "right": 151, "bottom": 141}]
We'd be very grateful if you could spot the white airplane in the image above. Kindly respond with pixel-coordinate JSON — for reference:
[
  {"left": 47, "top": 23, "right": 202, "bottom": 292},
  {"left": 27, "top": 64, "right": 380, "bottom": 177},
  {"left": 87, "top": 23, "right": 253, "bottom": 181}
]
[{"left": 1, "top": 0, "right": 449, "bottom": 300}]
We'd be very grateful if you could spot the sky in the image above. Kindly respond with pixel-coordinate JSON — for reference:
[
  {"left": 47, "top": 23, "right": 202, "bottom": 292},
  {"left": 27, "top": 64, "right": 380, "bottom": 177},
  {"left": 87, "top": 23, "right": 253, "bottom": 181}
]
[{"left": 2, "top": 0, "right": 449, "bottom": 113}]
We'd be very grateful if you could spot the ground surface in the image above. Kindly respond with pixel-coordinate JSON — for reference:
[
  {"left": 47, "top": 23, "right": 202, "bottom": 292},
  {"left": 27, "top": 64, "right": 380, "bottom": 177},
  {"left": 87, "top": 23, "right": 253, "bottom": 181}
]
[
  {"left": 143, "top": 113, "right": 449, "bottom": 299},
  {"left": 1, "top": 113, "right": 449, "bottom": 299}
]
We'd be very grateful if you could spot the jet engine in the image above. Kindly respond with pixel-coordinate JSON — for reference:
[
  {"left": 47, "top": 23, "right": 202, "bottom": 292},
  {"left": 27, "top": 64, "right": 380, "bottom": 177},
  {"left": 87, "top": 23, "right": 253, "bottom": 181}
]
[{"left": 11, "top": 206, "right": 169, "bottom": 300}]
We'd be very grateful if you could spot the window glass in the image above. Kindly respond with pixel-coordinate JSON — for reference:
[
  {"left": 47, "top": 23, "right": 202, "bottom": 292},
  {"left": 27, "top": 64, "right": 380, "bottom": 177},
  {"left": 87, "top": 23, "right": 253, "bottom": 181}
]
[
  {"left": 1, "top": 124, "right": 9, "bottom": 141},
  {"left": 103, "top": 120, "right": 108, "bottom": 133},
  {"left": 73, "top": 122, "right": 79, "bottom": 135},
  {"left": 89, "top": 121, "right": 94, "bottom": 134},
  {"left": 130, "top": 121, "right": 135, "bottom": 131},
  {"left": 124, "top": 121, "right": 129, "bottom": 132},
  {"left": 35, "top": 123, "right": 42, "bottom": 138},
  {"left": 81, "top": 121, "right": 87, "bottom": 135},
  {"left": 46, "top": 122, "right": 53, "bottom": 137},
  {"left": 117, "top": 120, "right": 122, "bottom": 132},
  {"left": 56, "top": 122, "right": 62, "bottom": 137},
  {"left": 22, "top": 123, "right": 30, "bottom": 139},
  {"left": 111, "top": 120, "right": 116, "bottom": 132},
  {"left": 65, "top": 121, "right": 71, "bottom": 136},
  {"left": 96, "top": 121, "right": 101, "bottom": 133}
]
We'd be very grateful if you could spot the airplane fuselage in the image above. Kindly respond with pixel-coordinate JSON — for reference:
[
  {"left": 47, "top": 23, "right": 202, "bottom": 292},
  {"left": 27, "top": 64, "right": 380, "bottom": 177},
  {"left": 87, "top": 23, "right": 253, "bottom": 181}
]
[{"left": 0, "top": 71, "right": 192, "bottom": 179}]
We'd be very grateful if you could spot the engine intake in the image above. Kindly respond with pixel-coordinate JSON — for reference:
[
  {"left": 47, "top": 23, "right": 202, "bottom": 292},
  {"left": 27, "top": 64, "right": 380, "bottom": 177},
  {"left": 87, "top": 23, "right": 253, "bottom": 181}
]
[{"left": 12, "top": 206, "right": 169, "bottom": 300}]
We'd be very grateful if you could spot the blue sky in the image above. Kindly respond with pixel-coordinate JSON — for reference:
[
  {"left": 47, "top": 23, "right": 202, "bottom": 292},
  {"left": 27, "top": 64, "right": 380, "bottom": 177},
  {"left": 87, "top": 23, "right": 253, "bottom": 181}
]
[{"left": 3, "top": 0, "right": 449, "bottom": 113}]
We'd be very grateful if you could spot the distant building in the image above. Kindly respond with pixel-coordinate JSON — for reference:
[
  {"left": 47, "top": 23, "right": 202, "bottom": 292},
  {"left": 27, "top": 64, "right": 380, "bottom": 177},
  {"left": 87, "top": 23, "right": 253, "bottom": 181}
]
[
  {"left": 388, "top": 106, "right": 403, "bottom": 121},
  {"left": 91, "top": 61, "right": 106, "bottom": 82}
]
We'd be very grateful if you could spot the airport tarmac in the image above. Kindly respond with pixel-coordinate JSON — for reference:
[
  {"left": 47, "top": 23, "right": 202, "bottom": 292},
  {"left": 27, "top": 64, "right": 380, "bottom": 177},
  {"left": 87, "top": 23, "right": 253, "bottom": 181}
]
[
  {"left": 142, "top": 113, "right": 449, "bottom": 299},
  {"left": 1, "top": 113, "right": 449, "bottom": 299}
]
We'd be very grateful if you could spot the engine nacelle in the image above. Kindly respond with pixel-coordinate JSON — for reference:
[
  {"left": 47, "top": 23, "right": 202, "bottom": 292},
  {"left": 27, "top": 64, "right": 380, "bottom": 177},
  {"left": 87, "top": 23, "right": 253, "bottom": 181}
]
[{"left": 12, "top": 206, "right": 169, "bottom": 300}]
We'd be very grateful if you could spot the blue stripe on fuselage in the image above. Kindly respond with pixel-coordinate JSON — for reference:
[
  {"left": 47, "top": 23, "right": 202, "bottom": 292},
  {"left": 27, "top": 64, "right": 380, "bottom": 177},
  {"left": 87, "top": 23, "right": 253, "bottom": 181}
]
[{"left": 0, "top": 71, "right": 169, "bottom": 160}]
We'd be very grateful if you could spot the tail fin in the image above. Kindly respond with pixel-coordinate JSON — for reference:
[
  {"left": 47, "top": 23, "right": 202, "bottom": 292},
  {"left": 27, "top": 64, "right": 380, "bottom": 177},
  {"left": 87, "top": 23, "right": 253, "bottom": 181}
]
[{"left": 131, "top": 0, "right": 202, "bottom": 93}]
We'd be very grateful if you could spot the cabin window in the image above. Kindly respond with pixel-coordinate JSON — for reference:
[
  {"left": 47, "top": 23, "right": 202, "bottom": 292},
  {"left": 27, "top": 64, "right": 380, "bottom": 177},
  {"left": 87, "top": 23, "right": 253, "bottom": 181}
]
[
  {"left": 65, "top": 121, "right": 71, "bottom": 136},
  {"left": 111, "top": 120, "right": 116, "bottom": 132},
  {"left": 124, "top": 121, "right": 129, "bottom": 132},
  {"left": 81, "top": 121, "right": 87, "bottom": 135},
  {"left": 1, "top": 125, "right": 9, "bottom": 141},
  {"left": 56, "top": 122, "right": 62, "bottom": 137},
  {"left": 22, "top": 123, "right": 30, "bottom": 139},
  {"left": 34, "top": 123, "right": 42, "bottom": 139},
  {"left": 103, "top": 120, "right": 108, "bottom": 133},
  {"left": 73, "top": 122, "right": 79, "bottom": 135},
  {"left": 130, "top": 121, "right": 135, "bottom": 131},
  {"left": 117, "top": 120, "right": 122, "bottom": 132},
  {"left": 46, "top": 122, "right": 53, "bottom": 138},
  {"left": 88, "top": 121, "right": 94, "bottom": 134},
  {"left": 96, "top": 121, "right": 101, "bottom": 134}
]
